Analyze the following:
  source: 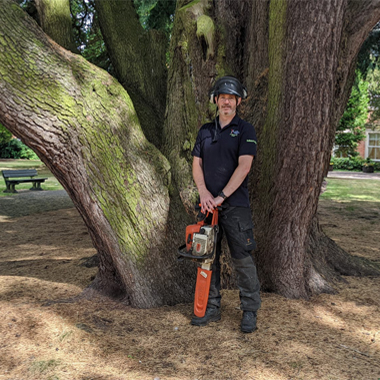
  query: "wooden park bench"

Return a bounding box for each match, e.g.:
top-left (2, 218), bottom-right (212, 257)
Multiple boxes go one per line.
top-left (2, 169), bottom-right (48, 193)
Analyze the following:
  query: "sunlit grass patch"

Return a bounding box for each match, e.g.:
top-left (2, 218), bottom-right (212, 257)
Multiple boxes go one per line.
top-left (320, 178), bottom-right (380, 203)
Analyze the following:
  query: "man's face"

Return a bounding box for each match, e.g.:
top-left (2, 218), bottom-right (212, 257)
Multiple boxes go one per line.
top-left (216, 94), bottom-right (241, 117)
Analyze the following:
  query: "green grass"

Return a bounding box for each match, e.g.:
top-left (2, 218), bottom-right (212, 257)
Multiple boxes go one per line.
top-left (0, 159), bottom-right (64, 196)
top-left (320, 178), bottom-right (380, 203)
top-left (29, 359), bottom-right (61, 375)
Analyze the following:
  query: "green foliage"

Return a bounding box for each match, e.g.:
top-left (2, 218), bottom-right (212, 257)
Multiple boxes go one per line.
top-left (363, 157), bottom-right (375, 167)
top-left (0, 139), bottom-right (39, 160)
top-left (356, 23), bottom-right (380, 128)
top-left (0, 123), bottom-right (12, 144)
top-left (70, 0), bottom-right (111, 72)
top-left (335, 71), bottom-right (369, 157)
top-left (356, 23), bottom-right (380, 77)
top-left (330, 156), bottom-right (380, 171)
top-left (19, 0), bottom-right (176, 71)
top-left (133, 0), bottom-right (176, 36)
top-left (330, 157), bottom-right (364, 171)
top-left (365, 66), bottom-right (380, 128)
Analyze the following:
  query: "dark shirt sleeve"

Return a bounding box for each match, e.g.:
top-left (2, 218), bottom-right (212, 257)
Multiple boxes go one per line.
top-left (238, 122), bottom-right (257, 157)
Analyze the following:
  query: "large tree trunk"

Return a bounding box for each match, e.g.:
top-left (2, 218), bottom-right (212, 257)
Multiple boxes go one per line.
top-left (247, 0), bottom-right (380, 297)
top-left (0, 0), bottom-right (194, 308)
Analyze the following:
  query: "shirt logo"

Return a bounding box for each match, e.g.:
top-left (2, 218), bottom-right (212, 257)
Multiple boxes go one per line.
top-left (247, 139), bottom-right (257, 144)
top-left (230, 129), bottom-right (240, 137)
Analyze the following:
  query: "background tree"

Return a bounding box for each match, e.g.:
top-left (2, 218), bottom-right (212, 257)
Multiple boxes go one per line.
top-left (1, 0), bottom-right (380, 308)
top-left (70, 0), bottom-right (110, 70)
top-left (335, 71), bottom-right (369, 157)
top-left (364, 64), bottom-right (380, 129)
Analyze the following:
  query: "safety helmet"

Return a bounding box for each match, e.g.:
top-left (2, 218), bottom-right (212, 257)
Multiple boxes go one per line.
top-left (209, 76), bottom-right (248, 104)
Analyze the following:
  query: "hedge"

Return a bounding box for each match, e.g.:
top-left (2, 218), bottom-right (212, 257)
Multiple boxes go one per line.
top-left (330, 157), bottom-right (380, 171)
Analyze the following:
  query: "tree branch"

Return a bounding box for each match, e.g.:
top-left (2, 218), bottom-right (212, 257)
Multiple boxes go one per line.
top-left (95, 0), bottom-right (168, 148)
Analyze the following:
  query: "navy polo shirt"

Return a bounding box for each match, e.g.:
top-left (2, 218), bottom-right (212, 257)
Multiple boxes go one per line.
top-left (192, 114), bottom-right (257, 207)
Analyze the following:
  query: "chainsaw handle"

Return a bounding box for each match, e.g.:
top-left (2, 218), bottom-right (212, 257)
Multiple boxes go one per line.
top-left (196, 204), bottom-right (219, 226)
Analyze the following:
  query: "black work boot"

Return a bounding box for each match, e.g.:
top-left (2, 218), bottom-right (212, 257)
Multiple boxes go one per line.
top-left (241, 311), bottom-right (257, 333)
top-left (191, 307), bottom-right (221, 326)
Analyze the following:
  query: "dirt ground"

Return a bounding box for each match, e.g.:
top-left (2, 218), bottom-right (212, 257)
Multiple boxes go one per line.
top-left (0, 193), bottom-right (379, 380)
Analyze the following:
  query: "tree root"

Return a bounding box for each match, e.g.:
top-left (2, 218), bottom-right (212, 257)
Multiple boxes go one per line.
top-left (306, 216), bottom-right (380, 294)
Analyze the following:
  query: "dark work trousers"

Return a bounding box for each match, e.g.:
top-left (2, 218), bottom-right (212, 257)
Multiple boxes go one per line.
top-left (207, 206), bottom-right (261, 312)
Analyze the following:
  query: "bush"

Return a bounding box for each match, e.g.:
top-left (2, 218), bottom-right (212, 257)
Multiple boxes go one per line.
top-left (373, 161), bottom-right (380, 171)
top-left (0, 123), bottom-right (12, 144)
top-left (330, 156), bottom-right (380, 171)
top-left (330, 157), bottom-right (365, 171)
top-left (0, 139), bottom-right (39, 160)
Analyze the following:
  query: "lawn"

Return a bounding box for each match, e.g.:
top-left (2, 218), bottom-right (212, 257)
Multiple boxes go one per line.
top-left (0, 159), bottom-right (64, 195)
top-left (321, 177), bottom-right (380, 203)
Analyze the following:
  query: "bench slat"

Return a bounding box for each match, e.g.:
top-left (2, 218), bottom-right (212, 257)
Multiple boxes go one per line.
top-left (2, 169), bottom-right (38, 178)
top-left (6, 178), bottom-right (47, 183)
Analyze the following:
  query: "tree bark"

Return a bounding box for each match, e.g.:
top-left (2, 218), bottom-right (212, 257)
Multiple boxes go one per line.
top-left (0, 0), bottom-right (194, 308)
top-left (247, 0), bottom-right (380, 297)
top-left (95, 0), bottom-right (168, 148)
top-left (35, 0), bottom-right (77, 53)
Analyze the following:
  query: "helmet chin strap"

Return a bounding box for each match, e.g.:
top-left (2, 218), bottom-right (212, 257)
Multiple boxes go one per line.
top-left (212, 108), bottom-right (219, 144)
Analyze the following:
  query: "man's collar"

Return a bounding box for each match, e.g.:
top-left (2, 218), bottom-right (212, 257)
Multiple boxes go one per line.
top-left (217, 114), bottom-right (240, 129)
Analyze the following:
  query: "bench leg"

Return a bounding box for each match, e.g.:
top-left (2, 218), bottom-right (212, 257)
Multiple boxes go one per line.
top-left (3, 183), bottom-right (17, 193)
top-left (30, 182), bottom-right (43, 191)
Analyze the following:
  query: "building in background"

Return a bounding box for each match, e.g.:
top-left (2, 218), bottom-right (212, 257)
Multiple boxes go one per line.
top-left (357, 129), bottom-right (380, 162)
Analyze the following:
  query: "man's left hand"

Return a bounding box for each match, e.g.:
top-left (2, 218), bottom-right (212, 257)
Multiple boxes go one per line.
top-left (214, 196), bottom-right (224, 206)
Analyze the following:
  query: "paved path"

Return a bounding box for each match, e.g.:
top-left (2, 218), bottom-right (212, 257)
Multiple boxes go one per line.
top-left (327, 171), bottom-right (380, 180)
top-left (0, 190), bottom-right (73, 218)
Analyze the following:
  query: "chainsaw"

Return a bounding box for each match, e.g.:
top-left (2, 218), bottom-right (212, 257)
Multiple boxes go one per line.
top-left (178, 206), bottom-right (220, 318)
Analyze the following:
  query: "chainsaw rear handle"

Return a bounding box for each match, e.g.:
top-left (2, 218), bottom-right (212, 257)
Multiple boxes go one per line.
top-left (196, 204), bottom-right (221, 226)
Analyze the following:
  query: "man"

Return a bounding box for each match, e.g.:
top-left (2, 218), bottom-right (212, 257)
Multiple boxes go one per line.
top-left (191, 76), bottom-right (261, 333)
